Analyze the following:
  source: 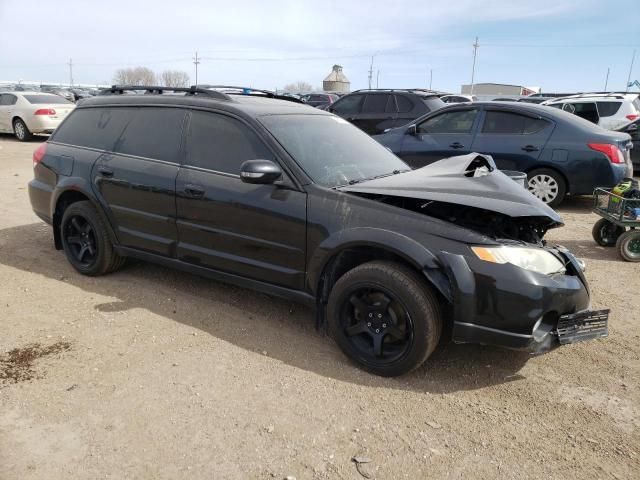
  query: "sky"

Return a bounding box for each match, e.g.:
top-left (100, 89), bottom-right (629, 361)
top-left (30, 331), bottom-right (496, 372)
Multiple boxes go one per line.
top-left (0, 0), bottom-right (638, 93)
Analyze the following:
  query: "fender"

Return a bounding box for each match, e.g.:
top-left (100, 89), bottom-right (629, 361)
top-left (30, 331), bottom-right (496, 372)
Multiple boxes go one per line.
top-left (50, 177), bottom-right (120, 249)
top-left (307, 227), bottom-right (440, 294)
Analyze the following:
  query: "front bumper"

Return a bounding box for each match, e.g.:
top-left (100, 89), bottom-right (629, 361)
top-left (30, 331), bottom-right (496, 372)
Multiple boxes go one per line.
top-left (436, 248), bottom-right (594, 354)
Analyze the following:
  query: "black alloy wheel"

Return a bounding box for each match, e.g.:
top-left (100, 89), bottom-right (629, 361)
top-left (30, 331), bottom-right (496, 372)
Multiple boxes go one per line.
top-left (63, 215), bottom-right (98, 267)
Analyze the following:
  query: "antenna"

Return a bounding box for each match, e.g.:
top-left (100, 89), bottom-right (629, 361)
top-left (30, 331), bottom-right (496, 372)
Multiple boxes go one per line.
top-left (193, 51), bottom-right (201, 86)
top-left (470, 37), bottom-right (479, 95)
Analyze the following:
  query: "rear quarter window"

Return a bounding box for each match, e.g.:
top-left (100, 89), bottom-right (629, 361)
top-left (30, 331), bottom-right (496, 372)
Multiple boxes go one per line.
top-left (421, 96), bottom-right (446, 112)
top-left (596, 101), bottom-right (622, 117)
top-left (51, 107), bottom-right (131, 150)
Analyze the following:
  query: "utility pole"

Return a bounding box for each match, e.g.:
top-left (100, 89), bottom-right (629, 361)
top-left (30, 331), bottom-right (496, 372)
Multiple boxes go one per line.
top-left (429, 69), bottom-right (433, 90)
top-left (368, 55), bottom-right (375, 89)
top-left (625, 49), bottom-right (636, 93)
top-left (470, 36), bottom-right (479, 95)
top-left (376, 70), bottom-right (380, 88)
top-left (193, 51), bottom-right (201, 86)
top-left (604, 67), bottom-right (610, 91)
top-left (68, 58), bottom-right (74, 87)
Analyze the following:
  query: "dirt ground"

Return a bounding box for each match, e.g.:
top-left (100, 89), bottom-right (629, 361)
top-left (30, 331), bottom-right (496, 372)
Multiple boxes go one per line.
top-left (0, 134), bottom-right (638, 480)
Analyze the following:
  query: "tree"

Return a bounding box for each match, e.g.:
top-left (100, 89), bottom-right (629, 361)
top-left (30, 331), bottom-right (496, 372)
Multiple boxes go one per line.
top-left (160, 70), bottom-right (190, 88)
top-left (282, 81), bottom-right (314, 94)
top-left (113, 67), bottom-right (157, 85)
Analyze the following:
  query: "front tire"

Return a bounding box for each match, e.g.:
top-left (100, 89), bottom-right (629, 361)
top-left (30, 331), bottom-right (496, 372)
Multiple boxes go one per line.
top-left (60, 201), bottom-right (125, 276)
top-left (527, 168), bottom-right (566, 207)
top-left (327, 261), bottom-right (442, 377)
top-left (616, 230), bottom-right (640, 262)
top-left (592, 218), bottom-right (625, 247)
top-left (13, 118), bottom-right (32, 142)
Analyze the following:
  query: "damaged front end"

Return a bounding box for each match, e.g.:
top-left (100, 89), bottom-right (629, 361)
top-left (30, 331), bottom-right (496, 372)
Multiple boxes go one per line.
top-left (338, 154), bottom-right (608, 353)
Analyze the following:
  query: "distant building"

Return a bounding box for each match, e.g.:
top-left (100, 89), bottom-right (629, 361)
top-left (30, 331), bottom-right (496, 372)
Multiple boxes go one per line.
top-left (323, 65), bottom-right (350, 93)
top-left (461, 83), bottom-right (540, 97)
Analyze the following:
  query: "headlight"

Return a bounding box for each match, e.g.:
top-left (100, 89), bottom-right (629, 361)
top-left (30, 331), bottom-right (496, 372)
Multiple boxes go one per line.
top-left (471, 246), bottom-right (566, 275)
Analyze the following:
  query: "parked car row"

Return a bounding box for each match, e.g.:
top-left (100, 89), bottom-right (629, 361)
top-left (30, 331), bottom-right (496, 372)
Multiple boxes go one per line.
top-left (322, 88), bottom-right (634, 206)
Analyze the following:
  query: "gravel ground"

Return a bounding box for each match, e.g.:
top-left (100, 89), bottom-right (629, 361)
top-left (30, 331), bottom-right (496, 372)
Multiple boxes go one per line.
top-left (0, 135), bottom-right (638, 480)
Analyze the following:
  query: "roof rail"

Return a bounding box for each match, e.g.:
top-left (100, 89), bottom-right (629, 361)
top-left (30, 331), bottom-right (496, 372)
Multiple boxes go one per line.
top-left (100, 85), bottom-right (231, 100)
top-left (350, 88), bottom-right (447, 95)
top-left (197, 85), bottom-right (304, 104)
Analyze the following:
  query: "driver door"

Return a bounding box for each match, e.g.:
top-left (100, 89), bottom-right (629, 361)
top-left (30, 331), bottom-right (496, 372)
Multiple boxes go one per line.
top-left (175, 110), bottom-right (307, 289)
top-left (398, 108), bottom-right (479, 168)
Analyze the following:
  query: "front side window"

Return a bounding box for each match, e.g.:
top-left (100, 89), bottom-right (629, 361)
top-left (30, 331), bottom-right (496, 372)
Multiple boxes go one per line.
top-left (260, 114), bottom-right (409, 188)
top-left (482, 111), bottom-right (550, 134)
top-left (418, 109), bottom-right (478, 134)
top-left (332, 94), bottom-right (364, 115)
top-left (115, 108), bottom-right (186, 163)
top-left (185, 111), bottom-right (273, 174)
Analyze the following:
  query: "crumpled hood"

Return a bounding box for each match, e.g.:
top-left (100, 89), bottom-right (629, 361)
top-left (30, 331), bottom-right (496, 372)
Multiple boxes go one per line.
top-left (338, 153), bottom-right (563, 226)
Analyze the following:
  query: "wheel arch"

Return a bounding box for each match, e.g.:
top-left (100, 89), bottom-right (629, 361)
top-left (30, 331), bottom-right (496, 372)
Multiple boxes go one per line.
top-left (51, 183), bottom-right (117, 250)
top-left (310, 228), bottom-right (449, 329)
top-left (524, 164), bottom-right (571, 194)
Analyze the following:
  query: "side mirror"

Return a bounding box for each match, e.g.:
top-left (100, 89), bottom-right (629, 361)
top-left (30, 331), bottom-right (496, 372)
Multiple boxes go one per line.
top-left (626, 123), bottom-right (638, 133)
top-left (240, 159), bottom-right (282, 184)
top-left (407, 124), bottom-right (418, 135)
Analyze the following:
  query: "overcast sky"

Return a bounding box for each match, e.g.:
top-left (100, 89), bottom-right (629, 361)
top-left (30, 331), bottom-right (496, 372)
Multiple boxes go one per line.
top-left (0, 0), bottom-right (638, 92)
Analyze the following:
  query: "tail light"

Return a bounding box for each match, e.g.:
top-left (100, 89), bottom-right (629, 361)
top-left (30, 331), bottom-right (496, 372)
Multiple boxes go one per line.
top-left (34, 108), bottom-right (56, 115)
top-left (626, 114), bottom-right (639, 121)
top-left (588, 143), bottom-right (625, 164)
top-left (33, 142), bottom-right (47, 167)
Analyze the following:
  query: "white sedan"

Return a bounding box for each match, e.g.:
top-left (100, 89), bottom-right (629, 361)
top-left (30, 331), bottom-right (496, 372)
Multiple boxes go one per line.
top-left (0, 91), bottom-right (75, 141)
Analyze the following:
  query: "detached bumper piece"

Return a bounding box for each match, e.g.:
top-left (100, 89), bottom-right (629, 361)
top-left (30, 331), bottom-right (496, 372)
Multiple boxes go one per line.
top-left (556, 309), bottom-right (609, 345)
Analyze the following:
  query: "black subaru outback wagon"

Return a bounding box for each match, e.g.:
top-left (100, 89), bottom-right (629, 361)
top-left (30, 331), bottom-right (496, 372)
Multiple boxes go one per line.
top-left (28, 85), bottom-right (608, 377)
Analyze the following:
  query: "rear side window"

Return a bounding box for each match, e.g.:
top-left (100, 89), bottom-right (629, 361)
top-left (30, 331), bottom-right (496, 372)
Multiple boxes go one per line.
top-left (418, 109), bottom-right (478, 134)
top-left (185, 111), bottom-right (273, 174)
top-left (332, 94), bottom-right (364, 115)
top-left (23, 94), bottom-right (72, 104)
top-left (114, 108), bottom-right (186, 162)
top-left (362, 94), bottom-right (390, 113)
top-left (421, 96), bottom-right (446, 112)
top-left (482, 111), bottom-right (550, 134)
top-left (596, 101), bottom-right (622, 117)
top-left (0, 94), bottom-right (17, 105)
top-left (52, 108), bottom-right (130, 150)
top-left (395, 95), bottom-right (413, 113)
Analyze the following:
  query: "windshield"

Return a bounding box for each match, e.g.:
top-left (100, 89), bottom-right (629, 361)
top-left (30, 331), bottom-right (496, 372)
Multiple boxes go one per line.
top-left (260, 114), bottom-right (409, 187)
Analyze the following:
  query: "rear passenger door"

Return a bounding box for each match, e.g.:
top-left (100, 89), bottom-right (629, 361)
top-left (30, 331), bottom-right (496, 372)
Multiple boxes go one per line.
top-left (398, 108), bottom-right (479, 168)
top-left (175, 110), bottom-right (307, 289)
top-left (470, 109), bottom-right (553, 171)
top-left (91, 107), bottom-right (186, 257)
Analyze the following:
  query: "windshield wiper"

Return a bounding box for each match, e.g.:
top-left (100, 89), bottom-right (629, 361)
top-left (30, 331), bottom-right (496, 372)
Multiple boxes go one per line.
top-left (335, 169), bottom-right (410, 188)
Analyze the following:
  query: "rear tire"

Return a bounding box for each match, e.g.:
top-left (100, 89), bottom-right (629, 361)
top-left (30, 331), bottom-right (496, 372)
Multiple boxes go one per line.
top-left (60, 201), bottom-right (125, 276)
top-left (13, 118), bottom-right (32, 142)
top-left (616, 230), bottom-right (640, 262)
top-left (327, 261), bottom-right (442, 377)
top-left (592, 218), bottom-right (625, 247)
top-left (527, 168), bottom-right (566, 208)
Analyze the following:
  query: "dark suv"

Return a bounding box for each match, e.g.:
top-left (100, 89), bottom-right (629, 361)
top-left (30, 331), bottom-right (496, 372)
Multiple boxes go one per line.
top-left (327, 89), bottom-right (445, 135)
top-left (29, 85), bottom-right (608, 376)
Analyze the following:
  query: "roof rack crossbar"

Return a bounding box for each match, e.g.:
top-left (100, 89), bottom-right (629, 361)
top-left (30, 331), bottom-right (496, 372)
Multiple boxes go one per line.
top-left (101, 85), bottom-right (231, 100)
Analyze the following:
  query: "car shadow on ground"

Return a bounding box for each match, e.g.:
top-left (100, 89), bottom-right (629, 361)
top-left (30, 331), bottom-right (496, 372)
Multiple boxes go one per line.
top-left (555, 195), bottom-right (594, 214)
top-left (0, 222), bottom-right (531, 394)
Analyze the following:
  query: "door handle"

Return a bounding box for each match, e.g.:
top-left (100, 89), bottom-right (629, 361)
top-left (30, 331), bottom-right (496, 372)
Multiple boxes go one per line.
top-left (522, 145), bottom-right (539, 152)
top-left (97, 166), bottom-right (114, 177)
top-left (184, 184), bottom-right (205, 198)
top-left (449, 142), bottom-right (464, 149)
